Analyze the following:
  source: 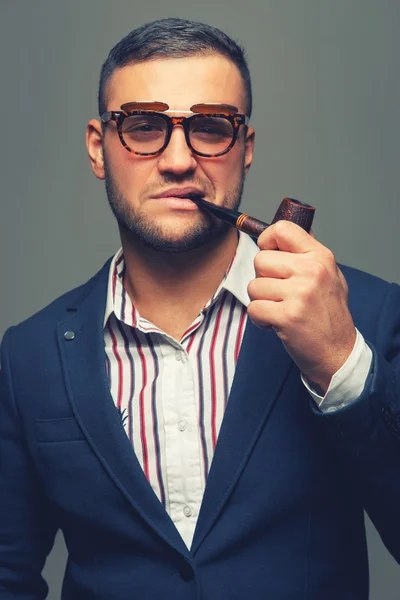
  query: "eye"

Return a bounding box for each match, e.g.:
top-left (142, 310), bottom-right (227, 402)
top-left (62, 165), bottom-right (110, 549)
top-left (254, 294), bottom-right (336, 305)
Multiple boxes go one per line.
top-left (190, 118), bottom-right (232, 139)
top-left (196, 126), bottom-right (221, 134)
top-left (122, 116), bottom-right (166, 139)
top-left (125, 121), bottom-right (162, 133)
top-left (140, 123), bottom-right (161, 132)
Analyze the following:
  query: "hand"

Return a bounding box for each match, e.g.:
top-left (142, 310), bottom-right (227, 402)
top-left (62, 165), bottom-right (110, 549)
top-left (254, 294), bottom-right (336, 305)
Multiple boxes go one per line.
top-left (247, 220), bottom-right (356, 394)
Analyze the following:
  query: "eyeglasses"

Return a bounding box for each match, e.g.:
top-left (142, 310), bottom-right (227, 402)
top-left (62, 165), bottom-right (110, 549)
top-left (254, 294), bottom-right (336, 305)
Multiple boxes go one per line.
top-left (101, 101), bottom-right (250, 158)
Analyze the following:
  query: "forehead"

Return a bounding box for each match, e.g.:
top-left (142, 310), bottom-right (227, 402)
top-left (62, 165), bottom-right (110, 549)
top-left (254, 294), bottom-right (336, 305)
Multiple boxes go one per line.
top-left (106, 55), bottom-right (246, 113)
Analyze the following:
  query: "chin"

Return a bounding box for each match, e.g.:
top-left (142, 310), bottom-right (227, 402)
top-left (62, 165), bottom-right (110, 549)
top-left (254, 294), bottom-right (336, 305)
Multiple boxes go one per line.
top-left (118, 213), bottom-right (231, 253)
top-left (127, 227), bottom-right (215, 253)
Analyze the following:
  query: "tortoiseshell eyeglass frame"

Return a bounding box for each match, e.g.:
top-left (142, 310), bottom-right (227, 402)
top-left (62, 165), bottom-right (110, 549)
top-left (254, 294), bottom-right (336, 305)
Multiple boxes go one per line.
top-left (100, 101), bottom-right (250, 158)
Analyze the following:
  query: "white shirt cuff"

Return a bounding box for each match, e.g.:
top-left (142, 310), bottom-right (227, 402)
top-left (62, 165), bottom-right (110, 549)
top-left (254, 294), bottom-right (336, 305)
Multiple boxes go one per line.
top-left (301, 329), bottom-right (373, 413)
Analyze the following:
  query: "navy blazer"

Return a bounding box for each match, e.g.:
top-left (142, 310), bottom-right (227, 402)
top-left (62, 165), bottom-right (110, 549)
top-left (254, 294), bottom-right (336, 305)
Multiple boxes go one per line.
top-left (1, 259), bottom-right (400, 600)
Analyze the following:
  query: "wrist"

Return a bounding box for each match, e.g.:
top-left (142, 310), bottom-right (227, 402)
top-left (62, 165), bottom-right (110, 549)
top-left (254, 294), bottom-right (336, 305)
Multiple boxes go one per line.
top-left (302, 329), bottom-right (358, 395)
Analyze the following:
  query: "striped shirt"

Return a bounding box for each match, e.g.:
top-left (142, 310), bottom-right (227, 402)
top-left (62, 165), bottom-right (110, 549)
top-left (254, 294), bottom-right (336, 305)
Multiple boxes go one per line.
top-left (104, 232), bottom-right (259, 548)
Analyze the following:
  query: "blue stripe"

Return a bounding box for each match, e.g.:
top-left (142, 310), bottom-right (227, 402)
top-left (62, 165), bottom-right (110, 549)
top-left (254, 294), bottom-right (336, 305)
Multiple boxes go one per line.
top-left (116, 319), bottom-right (135, 446)
top-left (119, 263), bottom-right (127, 322)
top-left (222, 294), bottom-right (237, 407)
top-left (105, 347), bottom-right (112, 389)
top-left (197, 302), bottom-right (217, 482)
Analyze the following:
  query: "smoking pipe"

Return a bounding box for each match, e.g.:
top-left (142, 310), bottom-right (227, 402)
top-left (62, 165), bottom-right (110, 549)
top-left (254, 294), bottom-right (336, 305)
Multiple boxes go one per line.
top-left (189, 196), bottom-right (315, 240)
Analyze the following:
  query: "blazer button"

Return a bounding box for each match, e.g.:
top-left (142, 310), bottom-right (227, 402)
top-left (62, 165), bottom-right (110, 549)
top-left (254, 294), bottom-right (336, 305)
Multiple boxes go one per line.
top-left (64, 330), bottom-right (76, 341)
top-left (178, 561), bottom-right (195, 582)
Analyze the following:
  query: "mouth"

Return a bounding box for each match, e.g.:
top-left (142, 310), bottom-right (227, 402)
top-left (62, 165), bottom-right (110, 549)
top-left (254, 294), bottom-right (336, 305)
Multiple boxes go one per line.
top-left (150, 189), bottom-right (205, 210)
top-left (152, 188), bottom-right (204, 201)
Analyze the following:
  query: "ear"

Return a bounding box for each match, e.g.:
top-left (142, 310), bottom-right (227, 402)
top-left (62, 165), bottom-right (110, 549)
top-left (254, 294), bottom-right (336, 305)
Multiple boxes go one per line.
top-left (86, 119), bottom-right (105, 180)
top-left (244, 126), bottom-right (255, 175)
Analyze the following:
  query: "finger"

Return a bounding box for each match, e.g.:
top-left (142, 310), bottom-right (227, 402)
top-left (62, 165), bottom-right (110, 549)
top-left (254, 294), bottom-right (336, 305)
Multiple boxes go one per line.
top-left (258, 220), bottom-right (321, 253)
top-left (254, 250), bottom-right (303, 278)
top-left (247, 277), bottom-right (287, 302)
top-left (247, 299), bottom-right (284, 330)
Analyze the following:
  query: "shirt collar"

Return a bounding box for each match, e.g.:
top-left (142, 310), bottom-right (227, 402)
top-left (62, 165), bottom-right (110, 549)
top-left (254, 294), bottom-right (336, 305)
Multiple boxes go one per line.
top-left (103, 249), bottom-right (125, 328)
top-left (103, 231), bottom-right (259, 328)
top-left (206, 231), bottom-right (259, 309)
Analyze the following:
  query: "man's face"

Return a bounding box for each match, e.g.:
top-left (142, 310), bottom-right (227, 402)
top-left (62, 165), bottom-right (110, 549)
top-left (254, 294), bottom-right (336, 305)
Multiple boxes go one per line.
top-left (88, 55), bottom-right (254, 252)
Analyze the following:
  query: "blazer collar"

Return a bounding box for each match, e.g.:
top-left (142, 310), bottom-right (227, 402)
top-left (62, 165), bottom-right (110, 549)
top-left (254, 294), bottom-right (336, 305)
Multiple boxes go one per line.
top-left (57, 259), bottom-right (190, 556)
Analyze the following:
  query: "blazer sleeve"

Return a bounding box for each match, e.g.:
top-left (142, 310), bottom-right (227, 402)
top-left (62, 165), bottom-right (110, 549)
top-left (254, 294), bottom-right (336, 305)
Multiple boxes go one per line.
top-left (311, 282), bottom-right (400, 564)
top-left (0, 328), bottom-right (58, 599)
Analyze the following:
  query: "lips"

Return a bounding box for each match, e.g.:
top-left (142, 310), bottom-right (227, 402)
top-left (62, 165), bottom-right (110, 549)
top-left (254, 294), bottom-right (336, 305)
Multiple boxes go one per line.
top-left (152, 188), bottom-right (204, 200)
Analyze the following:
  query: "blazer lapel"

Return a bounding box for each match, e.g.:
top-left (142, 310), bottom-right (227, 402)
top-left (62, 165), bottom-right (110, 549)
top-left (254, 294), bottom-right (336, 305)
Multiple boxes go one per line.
top-left (56, 262), bottom-right (188, 556)
top-left (191, 319), bottom-right (294, 555)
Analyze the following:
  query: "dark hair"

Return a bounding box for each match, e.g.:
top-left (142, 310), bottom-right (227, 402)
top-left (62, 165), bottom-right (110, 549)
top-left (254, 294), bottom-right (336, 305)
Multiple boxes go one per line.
top-left (98, 18), bottom-right (252, 117)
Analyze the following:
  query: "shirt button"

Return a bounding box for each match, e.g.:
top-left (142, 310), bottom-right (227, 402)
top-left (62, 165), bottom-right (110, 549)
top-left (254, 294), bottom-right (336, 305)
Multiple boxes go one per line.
top-left (177, 420), bottom-right (187, 432)
top-left (183, 505), bottom-right (192, 517)
top-left (175, 350), bottom-right (182, 361)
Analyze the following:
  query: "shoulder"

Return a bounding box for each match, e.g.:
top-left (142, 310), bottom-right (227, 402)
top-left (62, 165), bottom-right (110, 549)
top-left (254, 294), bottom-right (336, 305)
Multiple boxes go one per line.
top-left (1, 258), bottom-right (112, 349)
top-left (340, 262), bottom-right (393, 288)
top-left (339, 263), bottom-right (400, 338)
top-left (339, 263), bottom-right (399, 302)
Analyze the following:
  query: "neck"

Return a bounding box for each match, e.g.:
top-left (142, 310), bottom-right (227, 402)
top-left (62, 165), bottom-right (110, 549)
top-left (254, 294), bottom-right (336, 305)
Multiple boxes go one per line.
top-left (119, 227), bottom-right (239, 338)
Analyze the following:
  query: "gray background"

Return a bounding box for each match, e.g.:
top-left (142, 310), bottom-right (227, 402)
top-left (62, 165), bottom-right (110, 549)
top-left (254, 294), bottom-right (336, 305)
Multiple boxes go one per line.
top-left (1, 0), bottom-right (399, 598)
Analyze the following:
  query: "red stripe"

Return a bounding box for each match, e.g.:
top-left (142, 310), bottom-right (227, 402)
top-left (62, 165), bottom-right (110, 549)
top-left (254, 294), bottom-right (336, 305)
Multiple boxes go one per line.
top-left (187, 332), bottom-right (196, 354)
top-left (140, 323), bottom-right (163, 333)
top-left (235, 306), bottom-right (247, 363)
top-left (112, 264), bottom-right (118, 304)
top-left (182, 318), bottom-right (202, 339)
top-left (210, 294), bottom-right (226, 449)
top-left (122, 281), bottom-right (129, 323)
top-left (108, 320), bottom-right (124, 410)
top-left (135, 334), bottom-right (150, 481)
top-left (124, 331), bottom-right (135, 444)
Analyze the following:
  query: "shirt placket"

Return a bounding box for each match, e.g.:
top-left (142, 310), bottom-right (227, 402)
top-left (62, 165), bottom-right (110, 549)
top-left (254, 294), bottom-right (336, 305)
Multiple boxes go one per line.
top-left (158, 327), bottom-right (204, 548)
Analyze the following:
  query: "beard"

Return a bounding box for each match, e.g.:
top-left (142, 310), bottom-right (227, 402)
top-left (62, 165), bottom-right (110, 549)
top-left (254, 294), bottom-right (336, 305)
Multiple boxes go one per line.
top-left (103, 154), bottom-right (245, 254)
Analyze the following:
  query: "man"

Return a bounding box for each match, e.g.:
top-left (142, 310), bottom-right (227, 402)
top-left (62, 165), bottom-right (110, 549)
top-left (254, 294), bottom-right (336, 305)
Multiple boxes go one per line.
top-left (0, 17), bottom-right (399, 600)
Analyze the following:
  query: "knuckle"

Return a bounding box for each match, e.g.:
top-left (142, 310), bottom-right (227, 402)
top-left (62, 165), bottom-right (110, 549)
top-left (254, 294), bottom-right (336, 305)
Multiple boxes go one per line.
top-left (274, 219), bottom-right (292, 236)
top-left (295, 282), bottom-right (314, 302)
top-left (283, 304), bottom-right (302, 327)
top-left (307, 260), bottom-right (327, 282)
top-left (321, 247), bottom-right (336, 266)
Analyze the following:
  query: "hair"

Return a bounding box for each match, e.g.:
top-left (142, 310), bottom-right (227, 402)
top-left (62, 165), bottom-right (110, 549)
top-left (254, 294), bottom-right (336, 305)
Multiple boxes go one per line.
top-left (98, 18), bottom-right (252, 117)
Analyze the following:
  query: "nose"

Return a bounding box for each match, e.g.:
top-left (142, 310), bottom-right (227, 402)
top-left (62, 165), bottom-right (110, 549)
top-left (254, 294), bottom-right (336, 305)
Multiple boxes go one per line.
top-left (157, 125), bottom-right (197, 176)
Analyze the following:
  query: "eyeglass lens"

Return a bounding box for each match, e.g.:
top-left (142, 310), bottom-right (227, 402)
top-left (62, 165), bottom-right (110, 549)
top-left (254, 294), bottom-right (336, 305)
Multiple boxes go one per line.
top-left (120, 114), bottom-right (234, 155)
